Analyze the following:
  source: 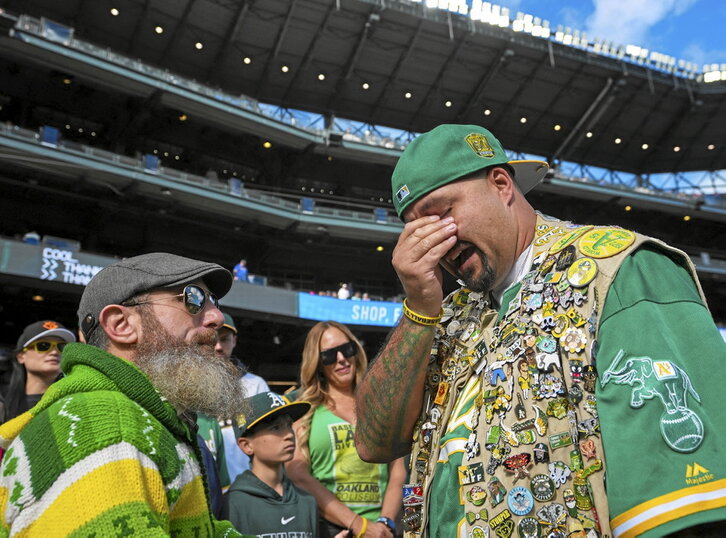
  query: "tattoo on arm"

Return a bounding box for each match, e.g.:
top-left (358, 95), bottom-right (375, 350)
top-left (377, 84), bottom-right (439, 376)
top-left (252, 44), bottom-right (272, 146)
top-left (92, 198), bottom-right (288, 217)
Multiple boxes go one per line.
top-left (356, 318), bottom-right (434, 460)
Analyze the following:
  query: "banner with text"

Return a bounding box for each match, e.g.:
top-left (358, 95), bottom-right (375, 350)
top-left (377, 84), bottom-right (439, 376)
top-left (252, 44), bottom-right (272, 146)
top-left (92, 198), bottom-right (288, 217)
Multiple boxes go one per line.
top-left (297, 293), bottom-right (402, 327)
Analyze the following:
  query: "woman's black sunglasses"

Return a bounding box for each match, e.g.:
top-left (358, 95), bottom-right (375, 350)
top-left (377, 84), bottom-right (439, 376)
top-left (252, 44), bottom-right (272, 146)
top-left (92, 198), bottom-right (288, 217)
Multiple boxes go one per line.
top-left (123, 284), bottom-right (219, 316)
top-left (320, 341), bottom-right (356, 365)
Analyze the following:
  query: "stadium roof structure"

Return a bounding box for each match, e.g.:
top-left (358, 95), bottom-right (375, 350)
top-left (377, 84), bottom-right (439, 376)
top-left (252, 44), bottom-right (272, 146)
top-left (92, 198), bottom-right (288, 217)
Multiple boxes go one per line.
top-left (3, 0), bottom-right (725, 178)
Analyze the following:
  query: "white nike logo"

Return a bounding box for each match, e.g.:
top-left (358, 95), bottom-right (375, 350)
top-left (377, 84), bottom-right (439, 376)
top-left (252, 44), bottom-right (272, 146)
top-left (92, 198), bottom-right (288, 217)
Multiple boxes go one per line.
top-left (281, 516), bottom-right (296, 525)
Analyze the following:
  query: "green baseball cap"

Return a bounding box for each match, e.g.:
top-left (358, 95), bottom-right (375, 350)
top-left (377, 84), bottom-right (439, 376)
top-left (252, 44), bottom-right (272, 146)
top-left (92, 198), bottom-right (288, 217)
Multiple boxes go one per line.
top-left (221, 312), bottom-right (237, 334)
top-left (391, 124), bottom-right (549, 218)
top-left (233, 391), bottom-right (310, 438)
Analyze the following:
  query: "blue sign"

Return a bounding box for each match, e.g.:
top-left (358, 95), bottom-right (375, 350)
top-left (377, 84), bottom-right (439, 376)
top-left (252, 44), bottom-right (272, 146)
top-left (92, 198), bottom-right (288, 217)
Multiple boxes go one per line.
top-left (298, 293), bottom-right (403, 327)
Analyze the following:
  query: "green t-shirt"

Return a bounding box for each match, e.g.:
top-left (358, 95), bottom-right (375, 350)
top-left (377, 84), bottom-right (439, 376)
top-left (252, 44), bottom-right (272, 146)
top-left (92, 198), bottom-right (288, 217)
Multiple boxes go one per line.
top-left (197, 413), bottom-right (231, 488)
top-left (426, 247), bottom-right (726, 537)
top-left (309, 405), bottom-right (389, 519)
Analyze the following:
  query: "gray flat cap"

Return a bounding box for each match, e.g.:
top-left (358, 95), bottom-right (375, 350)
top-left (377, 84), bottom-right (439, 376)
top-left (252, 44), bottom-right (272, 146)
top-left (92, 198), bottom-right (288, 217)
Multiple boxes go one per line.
top-left (78, 252), bottom-right (232, 340)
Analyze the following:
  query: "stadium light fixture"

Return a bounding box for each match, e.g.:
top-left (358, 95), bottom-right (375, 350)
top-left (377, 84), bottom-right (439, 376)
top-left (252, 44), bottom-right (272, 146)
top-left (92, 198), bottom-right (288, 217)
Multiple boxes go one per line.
top-left (404, 92), bottom-right (412, 99)
top-left (195, 42), bottom-right (203, 50)
top-left (110, 8), bottom-right (119, 16)
top-left (520, 117), bottom-right (527, 123)
top-left (683, 215), bottom-right (691, 221)
top-left (154, 25), bottom-right (164, 34)
top-left (445, 100), bottom-right (452, 107)
top-left (179, 114), bottom-right (188, 121)
top-left (262, 141), bottom-right (272, 149)
top-left (673, 146), bottom-right (680, 152)
top-left (376, 246), bottom-right (385, 252)
top-left (641, 143), bottom-right (649, 150)
top-left (78, 128), bottom-right (84, 133)
top-left (624, 205), bottom-right (632, 211)
top-left (243, 57), bottom-right (252, 64)
top-left (614, 138), bottom-right (621, 144)
top-left (281, 65), bottom-right (289, 73)
top-left (318, 73), bottom-right (325, 81)
top-left (62, 77), bottom-right (73, 85)
top-left (483, 109), bottom-right (491, 116)
top-left (362, 82), bottom-right (370, 90)
top-left (553, 124), bottom-right (561, 131)
top-left (32, 295), bottom-right (44, 302)
top-left (707, 144), bottom-right (715, 150)
top-left (91, 131), bottom-right (96, 137)
top-left (586, 132), bottom-right (593, 138)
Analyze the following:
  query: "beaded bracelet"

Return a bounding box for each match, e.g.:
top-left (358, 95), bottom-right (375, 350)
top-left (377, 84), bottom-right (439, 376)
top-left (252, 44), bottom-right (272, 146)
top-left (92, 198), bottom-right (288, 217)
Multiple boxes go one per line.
top-left (403, 298), bottom-right (443, 326)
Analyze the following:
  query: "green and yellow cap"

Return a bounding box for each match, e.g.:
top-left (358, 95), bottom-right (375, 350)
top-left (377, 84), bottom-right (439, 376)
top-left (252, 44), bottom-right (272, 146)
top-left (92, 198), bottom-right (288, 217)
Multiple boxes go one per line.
top-left (233, 391), bottom-right (310, 438)
top-left (391, 124), bottom-right (549, 218)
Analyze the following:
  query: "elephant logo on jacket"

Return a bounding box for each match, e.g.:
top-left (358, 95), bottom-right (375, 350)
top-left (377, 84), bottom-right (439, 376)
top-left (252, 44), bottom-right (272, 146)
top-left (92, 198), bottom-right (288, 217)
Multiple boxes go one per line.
top-left (601, 349), bottom-right (704, 453)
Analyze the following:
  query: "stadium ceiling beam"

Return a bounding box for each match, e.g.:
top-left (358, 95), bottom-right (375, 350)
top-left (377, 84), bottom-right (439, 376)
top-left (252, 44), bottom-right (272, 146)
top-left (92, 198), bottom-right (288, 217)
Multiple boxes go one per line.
top-left (454, 47), bottom-right (513, 122)
top-left (408, 33), bottom-right (469, 130)
top-left (530, 62), bottom-right (586, 160)
top-left (159, 0), bottom-right (197, 64)
top-left (507, 55), bottom-right (554, 150)
top-left (127, 0), bottom-right (153, 55)
top-left (369, 19), bottom-right (426, 124)
top-left (551, 77), bottom-right (619, 164)
top-left (255, 0), bottom-right (299, 96)
top-left (205, 0), bottom-right (251, 82)
top-left (488, 58), bottom-right (545, 134)
top-left (325, 9), bottom-right (380, 112)
top-left (281, 1), bottom-right (338, 103)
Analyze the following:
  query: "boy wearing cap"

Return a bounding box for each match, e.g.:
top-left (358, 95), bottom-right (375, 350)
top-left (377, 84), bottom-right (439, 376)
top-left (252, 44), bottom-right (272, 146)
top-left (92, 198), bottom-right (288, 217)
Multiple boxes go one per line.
top-left (355, 124), bottom-right (726, 536)
top-left (222, 391), bottom-right (318, 537)
top-left (0, 252), bottom-right (248, 536)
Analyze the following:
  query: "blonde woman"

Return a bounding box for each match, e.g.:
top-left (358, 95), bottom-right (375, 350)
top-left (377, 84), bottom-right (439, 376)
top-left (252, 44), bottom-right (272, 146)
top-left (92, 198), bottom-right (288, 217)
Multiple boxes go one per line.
top-left (287, 321), bottom-right (405, 538)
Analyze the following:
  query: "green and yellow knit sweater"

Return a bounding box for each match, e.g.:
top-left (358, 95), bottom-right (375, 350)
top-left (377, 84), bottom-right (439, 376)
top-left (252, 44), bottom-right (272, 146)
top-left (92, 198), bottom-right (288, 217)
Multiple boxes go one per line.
top-left (0, 343), bottom-right (242, 537)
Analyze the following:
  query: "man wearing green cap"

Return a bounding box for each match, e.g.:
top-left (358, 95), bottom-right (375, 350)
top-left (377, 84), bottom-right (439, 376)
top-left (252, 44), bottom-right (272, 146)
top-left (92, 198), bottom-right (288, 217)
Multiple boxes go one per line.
top-left (355, 125), bottom-right (726, 537)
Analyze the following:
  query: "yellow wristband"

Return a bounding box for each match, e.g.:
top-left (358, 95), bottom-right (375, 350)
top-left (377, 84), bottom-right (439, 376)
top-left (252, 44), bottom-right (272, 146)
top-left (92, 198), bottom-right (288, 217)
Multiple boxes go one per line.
top-left (403, 298), bottom-right (442, 326)
top-left (355, 517), bottom-right (368, 538)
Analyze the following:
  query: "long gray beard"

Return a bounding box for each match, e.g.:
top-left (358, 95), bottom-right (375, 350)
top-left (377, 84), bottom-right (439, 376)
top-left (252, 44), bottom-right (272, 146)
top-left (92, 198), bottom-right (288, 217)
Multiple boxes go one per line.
top-left (135, 315), bottom-right (248, 420)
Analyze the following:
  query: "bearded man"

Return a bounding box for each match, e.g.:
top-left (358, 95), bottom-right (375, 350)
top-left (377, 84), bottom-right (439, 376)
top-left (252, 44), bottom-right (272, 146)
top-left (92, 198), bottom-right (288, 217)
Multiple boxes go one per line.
top-left (0, 253), bottom-right (248, 536)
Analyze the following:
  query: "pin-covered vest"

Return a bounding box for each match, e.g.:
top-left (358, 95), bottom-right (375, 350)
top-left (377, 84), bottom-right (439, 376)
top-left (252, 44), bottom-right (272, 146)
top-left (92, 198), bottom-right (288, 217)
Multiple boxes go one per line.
top-left (403, 214), bottom-right (702, 538)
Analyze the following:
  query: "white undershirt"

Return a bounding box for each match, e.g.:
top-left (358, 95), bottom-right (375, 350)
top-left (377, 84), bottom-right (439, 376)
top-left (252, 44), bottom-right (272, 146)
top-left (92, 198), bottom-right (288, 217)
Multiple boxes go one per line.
top-left (491, 242), bottom-right (534, 308)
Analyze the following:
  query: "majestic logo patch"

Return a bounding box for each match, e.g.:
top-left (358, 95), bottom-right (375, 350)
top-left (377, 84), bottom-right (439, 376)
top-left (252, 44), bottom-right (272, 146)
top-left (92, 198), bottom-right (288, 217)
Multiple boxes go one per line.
top-left (396, 185), bottom-right (410, 202)
top-left (465, 133), bottom-right (495, 158)
top-left (602, 349), bottom-right (704, 453)
top-left (685, 462), bottom-right (714, 485)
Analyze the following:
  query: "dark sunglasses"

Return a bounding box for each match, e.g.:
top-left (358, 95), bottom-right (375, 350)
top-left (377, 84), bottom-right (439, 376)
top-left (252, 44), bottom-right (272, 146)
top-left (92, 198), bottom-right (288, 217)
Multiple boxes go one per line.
top-left (320, 341), bottom-right (356, 366)
top-left (123, 284), bottom-right (219, 316)
top-left (24, 341), bottom-right (67, 353)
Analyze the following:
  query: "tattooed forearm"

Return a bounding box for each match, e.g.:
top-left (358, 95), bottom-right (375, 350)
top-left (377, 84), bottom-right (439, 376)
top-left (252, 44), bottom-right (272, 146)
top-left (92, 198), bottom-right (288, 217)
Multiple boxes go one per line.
top-left (355, 317), bottom-right (435, 462)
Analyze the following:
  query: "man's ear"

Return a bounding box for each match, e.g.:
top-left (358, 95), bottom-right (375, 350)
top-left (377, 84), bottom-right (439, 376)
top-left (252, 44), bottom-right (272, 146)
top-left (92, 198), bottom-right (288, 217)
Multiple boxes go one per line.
top-left (489, 166), bottom-right (516, 204)
top-left (98, 304), bottom-right (141, 346)
top-left (237, 436), bottom-right (254, 457)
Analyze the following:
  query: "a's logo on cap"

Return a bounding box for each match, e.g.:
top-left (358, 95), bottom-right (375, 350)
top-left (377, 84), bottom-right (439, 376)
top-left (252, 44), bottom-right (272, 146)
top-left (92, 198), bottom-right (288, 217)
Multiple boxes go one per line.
top-left (396, 185), bottom-right (410, 202)
top-left (43, 321), bottom-right (59, 330)
top-left (236, 413), bottom-right (247, 428)
top-left (465, 133), bottom-right (495, 158)
top-left (268, 392), bottom-right (286, 408)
